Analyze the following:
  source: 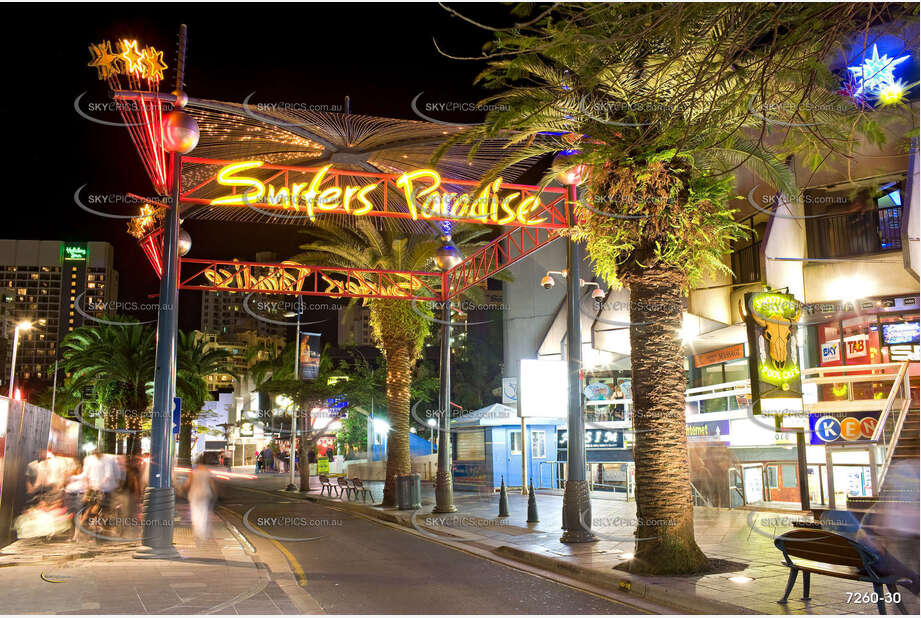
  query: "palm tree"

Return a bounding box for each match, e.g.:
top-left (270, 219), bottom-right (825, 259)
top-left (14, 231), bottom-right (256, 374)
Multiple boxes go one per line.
top-left (436, 3), bottom-right (914, 573)
top-left (175, 331), bottom-right (236, 466)
top-left (293, 219), bottom-right (494, 506)
top-left (61, 322), bottom-right (156, 455)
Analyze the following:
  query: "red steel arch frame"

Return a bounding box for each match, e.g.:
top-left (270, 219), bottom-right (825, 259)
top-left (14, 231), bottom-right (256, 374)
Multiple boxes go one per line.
top-left (136, 157), bottom-right (571, 302)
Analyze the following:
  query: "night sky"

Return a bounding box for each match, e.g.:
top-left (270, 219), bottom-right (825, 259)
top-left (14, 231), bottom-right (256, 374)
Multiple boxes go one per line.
top-left (9, 3), bottom-right (513, 336)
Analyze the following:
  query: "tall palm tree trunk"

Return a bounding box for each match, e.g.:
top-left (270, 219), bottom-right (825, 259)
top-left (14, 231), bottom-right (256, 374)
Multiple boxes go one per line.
top-left (178, 416), bottom-right (193, 466)
top-left (381, 343), bottom-right (412, 507)
top-left (627, 266), bottom-right (708, 574)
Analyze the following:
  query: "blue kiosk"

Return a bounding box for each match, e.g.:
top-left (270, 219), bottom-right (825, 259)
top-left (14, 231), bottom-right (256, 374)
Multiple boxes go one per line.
top-left (451, 403), bottom-right (563, 491)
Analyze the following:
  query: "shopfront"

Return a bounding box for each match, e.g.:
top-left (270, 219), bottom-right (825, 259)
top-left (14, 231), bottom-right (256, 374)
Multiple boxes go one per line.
top-left (807, 294), bottom-right (919, 400)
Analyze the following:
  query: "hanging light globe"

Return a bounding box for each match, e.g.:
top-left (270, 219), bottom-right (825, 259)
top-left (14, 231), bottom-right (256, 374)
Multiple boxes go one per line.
top-left (552, 150), bottom-right (589, 186)
top-left (162, 110), bottom-right (200, 154)
top-left (435, 234), bottom-right (464, 272)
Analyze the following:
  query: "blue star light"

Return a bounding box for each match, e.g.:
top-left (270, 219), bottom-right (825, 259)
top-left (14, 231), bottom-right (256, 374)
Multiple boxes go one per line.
top-left (847, 44), bottom-right (910, 98)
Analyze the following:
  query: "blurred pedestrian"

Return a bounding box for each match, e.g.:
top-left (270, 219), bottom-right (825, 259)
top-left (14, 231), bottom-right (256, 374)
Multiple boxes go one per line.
top-left (183, 464), bottom-right (216, 541)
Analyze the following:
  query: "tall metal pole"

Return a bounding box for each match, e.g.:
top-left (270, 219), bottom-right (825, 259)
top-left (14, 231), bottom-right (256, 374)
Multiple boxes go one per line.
top-left (8, 326), bottom-right (21, 399)
top-left (287, 307), bottom-right (299, 491)
top-left (433, 299), bottom-right (456, 513)
top-left (561, 183), bottom-right (596, 543)
top-left (137, 25), bottom-right (187, 559)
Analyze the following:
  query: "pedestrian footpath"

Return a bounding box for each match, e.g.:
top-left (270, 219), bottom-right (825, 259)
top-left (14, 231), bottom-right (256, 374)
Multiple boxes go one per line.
top-left (263, 475), bottom-right (918, 616)
top-left (0, 500), bottom-right (320, 615)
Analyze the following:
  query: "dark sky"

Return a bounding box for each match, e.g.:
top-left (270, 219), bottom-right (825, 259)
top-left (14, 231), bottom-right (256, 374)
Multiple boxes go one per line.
top-left (8, 2), bottom-right (513, 336)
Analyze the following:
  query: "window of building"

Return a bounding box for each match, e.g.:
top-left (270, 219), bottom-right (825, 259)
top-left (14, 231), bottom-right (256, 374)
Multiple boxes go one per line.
top-left (457, 430), bottom-right (485, 460)
top-left (530, 430), bottom-right (546, 459)
top-left (781, 464), bottom-right (797, 489)
top-left (509, 430), bottom-right (522, 454)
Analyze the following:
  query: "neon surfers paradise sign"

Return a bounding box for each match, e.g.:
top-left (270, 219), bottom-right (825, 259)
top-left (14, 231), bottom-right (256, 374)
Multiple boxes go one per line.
top-left (208, 161), bottom-right (549, 226)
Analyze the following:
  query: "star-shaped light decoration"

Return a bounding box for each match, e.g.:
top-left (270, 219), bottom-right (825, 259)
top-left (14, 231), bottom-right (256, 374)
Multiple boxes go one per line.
top-left (118, 39), bottom-right (146, 77)
top-left (876, 78), bottom-right (909, 106)
top-left (847, 44), bottom-right (910, 99)
top-left (142, 46), bottom-right (167, 82)
top-left (87, 40), bottom-right (120, 80)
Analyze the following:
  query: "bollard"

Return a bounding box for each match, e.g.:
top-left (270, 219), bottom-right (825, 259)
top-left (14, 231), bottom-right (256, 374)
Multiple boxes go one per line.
top-left (527, 479), bottom-right (539, 523)
top-left (498, 476), bottom-right (510, 517)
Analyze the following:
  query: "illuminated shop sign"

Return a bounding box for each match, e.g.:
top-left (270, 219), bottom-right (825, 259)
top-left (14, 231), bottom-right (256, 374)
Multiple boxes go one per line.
top-left (61, 243), bottom-right (88, 262)
top-left (557, 428), bottom-right (623, 450)
top-left (686, 420), bottom-right (730, 443)
top-left (210, 161), bottom-right (548, 226)
top-left (809, 412), bottom-right (878, 445)
top-left (743, 291), bottom-right (803, 414)
top-left (881, 321), bottom-right (920, 346)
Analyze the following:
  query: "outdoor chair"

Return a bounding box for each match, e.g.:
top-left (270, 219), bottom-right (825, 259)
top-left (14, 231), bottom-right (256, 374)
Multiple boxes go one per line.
top-left (319, 474), bottom-right (338, 497)
top-left (774, 528), bottom-right (910, 614)
top-left (351, 478), bottom-right (372, 502)
top-left (336, 476), bottom-right (354, 500)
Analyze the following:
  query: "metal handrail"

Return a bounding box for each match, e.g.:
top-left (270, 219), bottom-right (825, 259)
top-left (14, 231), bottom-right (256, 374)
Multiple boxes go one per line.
top-left (879, 399), bottom-right (912, 488)
top-left (870, 360), bottom-right (911, 443)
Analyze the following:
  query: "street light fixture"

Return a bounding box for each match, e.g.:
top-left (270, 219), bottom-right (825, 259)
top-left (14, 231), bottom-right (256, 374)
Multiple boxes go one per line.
top-left (8, 320), bottom-right (32, 399)
top-left (283, 303), bottom-right (305, 491)
top-left (433, 234), bottom-right (461, 513)
top-left (554, 150), bottom-right (597, 544)
top-left (426, 417), bottom-right (437, 455)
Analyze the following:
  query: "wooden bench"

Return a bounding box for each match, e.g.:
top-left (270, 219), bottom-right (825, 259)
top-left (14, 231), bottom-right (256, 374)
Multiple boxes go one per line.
top-left (351, 478), bottom-right (372, 502)
top-left (774, 528), bottom-right (909, 614)
top-left (336, 476), bottom-right (354, 500)
top-left (318, 474), bottom-right (338, 497)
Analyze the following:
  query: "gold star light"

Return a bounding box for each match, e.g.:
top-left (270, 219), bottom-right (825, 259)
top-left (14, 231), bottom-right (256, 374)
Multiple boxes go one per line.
top-left (87, 40), bottom-right (120, 80)
top-left (142, 46), bottom-right (167, 82)
top-left (118, 39), bottom-right (146, 76)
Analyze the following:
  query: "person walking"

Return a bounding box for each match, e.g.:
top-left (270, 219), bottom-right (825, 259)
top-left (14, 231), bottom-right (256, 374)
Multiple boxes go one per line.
top-left (184, 464), bottom-right (216, 541)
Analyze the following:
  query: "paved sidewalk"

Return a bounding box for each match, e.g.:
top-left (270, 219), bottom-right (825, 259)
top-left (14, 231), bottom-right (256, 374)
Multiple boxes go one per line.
top-left (0, 500), bottom-right (317, 614)
top-left (264, 475), bottom-right (918, 616)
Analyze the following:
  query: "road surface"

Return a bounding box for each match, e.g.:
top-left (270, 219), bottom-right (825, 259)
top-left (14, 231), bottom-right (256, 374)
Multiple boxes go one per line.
top-left (215, 478), bottom-right (647, 614)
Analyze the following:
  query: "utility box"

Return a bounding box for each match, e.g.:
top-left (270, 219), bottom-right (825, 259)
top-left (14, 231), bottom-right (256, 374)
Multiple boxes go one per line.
top-left (396, 473), bottom-right (421, 510)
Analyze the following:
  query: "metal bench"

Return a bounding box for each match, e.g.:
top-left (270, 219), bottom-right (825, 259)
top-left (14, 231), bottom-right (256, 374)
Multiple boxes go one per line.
top-left (351, 478), bottom-right (372, 502)
top-left (318, 474), bottom-right (338, 497)
top-left (774, 528), bottom-right (909, 614)
top-left (336, 476), bottom-right (354, 500)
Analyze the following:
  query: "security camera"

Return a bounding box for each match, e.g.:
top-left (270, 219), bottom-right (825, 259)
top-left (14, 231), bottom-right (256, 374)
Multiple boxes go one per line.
top-left (591, 287), bottom-right (606, 300)
top-left (540, 275), bottom-right (555, 290)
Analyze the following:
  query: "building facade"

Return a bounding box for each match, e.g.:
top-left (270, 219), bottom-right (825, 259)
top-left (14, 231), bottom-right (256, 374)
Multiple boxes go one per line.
top-left (0, 240), bottom-right (118, 385)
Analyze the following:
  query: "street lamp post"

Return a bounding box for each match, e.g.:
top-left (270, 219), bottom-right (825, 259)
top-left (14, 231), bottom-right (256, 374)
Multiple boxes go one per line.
top-left (427, 417), bottom-right (436, 454)
top-left (555, 155), bottom-right (597, 544)
top-left (8, 321), bottom-right (32, 399)
top-left (433, 234), bottom-right (462, 513)
top-left (285, 304), bottom-right (302, 491)
top-left (137, 24), bottom-right (197, 559)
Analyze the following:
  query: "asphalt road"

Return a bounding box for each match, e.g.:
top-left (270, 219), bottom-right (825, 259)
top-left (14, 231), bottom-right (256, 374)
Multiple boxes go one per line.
top-left (215, 479), bottom-right (646, 614)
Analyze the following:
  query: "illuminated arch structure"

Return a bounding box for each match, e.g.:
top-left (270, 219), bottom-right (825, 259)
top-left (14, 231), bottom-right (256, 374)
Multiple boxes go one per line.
top-left (115, 95), bottom-right (573, 302)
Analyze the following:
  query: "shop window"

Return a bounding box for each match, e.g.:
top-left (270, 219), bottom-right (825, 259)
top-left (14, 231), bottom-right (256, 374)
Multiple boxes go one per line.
top-left (509, 430), bottom-right (522, 454)
top-left (781, 464), bottom-right (797, 488)
top-left (530, 431), bottom-right (546, 459)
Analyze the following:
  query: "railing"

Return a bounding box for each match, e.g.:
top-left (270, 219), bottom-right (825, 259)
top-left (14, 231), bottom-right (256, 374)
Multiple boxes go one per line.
top-left (584, 379), bottom-right (752, 421)
top-left (802, 360), bottom-right (913, 501)
top-left (731, 241), bottom-right (762, 284)
top-left (806, 205), bottom-right (902, 258)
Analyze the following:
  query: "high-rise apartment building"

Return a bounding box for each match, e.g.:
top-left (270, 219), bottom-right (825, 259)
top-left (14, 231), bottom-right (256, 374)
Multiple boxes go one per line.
top-left (199, 251), bottom-right (287, 340)
top-left (0, 240), bottom-right (119, 384)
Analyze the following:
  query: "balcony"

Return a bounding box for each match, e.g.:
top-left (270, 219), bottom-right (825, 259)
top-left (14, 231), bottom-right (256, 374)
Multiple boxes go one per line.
top-left (805, 184), bottom-right (904, 259)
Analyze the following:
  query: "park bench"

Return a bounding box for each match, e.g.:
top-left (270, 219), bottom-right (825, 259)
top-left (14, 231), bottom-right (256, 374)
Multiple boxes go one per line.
top-left (318, 474), bottom-right (338, 497)
top-left (351, 478), bottom-right (372, 502)
top-left (336, 476), bottom-right (354, 500)
top-left (774, 528), bottom-right (909, 615)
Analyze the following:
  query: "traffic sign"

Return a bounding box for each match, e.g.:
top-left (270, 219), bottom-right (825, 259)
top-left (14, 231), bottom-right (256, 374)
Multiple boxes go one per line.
top-left (172, 397), bottom-right (181, 434)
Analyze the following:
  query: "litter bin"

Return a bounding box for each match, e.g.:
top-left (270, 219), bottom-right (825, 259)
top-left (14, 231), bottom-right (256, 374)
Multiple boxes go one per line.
top-left (396, 473), bottom-right (422, 510)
